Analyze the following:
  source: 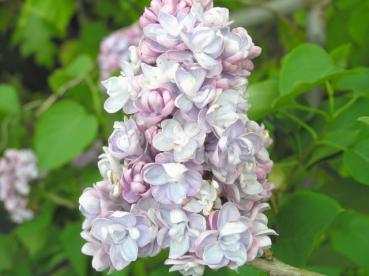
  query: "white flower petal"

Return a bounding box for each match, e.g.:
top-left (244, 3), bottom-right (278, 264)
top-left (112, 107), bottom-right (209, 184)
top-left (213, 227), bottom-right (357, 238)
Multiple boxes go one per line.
top-left (175, 94), bottom-right (193, 112)
top-left (220, 221), bottom-right (247, 237)
top-left (174, 140), bottom-right (197, 162)
top-left (203, 243), bottom-right (224, 265)
top-left (167, 182), bottom-right (187, 204)
top-left (158, 12), bottom-right (180, 36)
top-left (143, 164), bottom-right (169, 186)
top-left (175, 67), bottom-right (206, 99)
top-left (153, 133), bottom-right (173, 151)
top-left (169, 234), bottom-right (190, 258)
top-left (120, 238), bottom-right (138, 262)
top-left (170, 209), bottom-right (188, 224)
top-left (104, 95), bottom-right (126, 113)
top-left (223, 243), bottom-right (247, 266)
top-left (162, 163), bottom-right (188, 179)
top-left (183, 199), bottom-right (204, 213)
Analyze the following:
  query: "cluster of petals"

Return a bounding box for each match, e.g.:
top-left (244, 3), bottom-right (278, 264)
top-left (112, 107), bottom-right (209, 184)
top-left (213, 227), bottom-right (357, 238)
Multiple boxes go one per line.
top-left (0, 149), bottom-right (38, 223)
top-left (80, 0), bottom-right (276, 275)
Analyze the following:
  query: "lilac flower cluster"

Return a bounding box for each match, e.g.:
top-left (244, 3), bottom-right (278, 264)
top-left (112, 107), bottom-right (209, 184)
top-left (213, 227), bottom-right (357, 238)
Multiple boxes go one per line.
top-left (0, 149), bottom-right (38, 223)
top-left (80, 0), bottom-right (276, 274)
top-left (98, 26), bottom-right (142, 79)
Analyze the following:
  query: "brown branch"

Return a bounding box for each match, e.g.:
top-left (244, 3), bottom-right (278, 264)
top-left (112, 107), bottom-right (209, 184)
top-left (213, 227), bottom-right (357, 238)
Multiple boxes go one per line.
top-left (249, 257), bottom-right (323, 276)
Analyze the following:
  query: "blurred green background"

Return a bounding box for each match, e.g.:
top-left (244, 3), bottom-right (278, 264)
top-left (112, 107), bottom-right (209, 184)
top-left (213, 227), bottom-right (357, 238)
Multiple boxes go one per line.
top-left (1, 0), bottom-right (369, 275)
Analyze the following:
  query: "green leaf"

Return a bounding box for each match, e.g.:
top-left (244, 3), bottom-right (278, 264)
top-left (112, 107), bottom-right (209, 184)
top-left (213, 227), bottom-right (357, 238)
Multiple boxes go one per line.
top-left (13, 15), bottom-right (57, 67)
top-left (335, 67), bottom-right (369, 96)
top-left (358, 116), bottom-right (369, 126)
top-left (348, 6), bottom-right (369, 48)
top-left (0, 234), bottom-right (17, 271)
top-left (34, 100), bottom-right (98, 170)
top-left (273, 191), bottom-right (341, 266)
top-left (13, 0), bottom-right (75, 67)
top-left (235, 266), bottom-right (266, 276)
top-left (15, 207), bottom-right (53, 257)
top-left (329, 44), bottom-right (351, 69)
top-left (330, 211), bottom-right (369, 273)
top-left (150, 267), bottom-right (172, 276)
top-left (0, 84), bottom-right (20, 115)
top-left (343, 139), bottom-right (369, 185)
top-left (308, 129), bottom-right (359, 166)
top-left (248, 79), bottom-right (279, 120)
top-left (278, 44), bottom-right (339, 103)
top-left (320, 177), bottom-right (369, 214)
top-left (48, 55), bottom-right (94, 93)
top-left (14, 260), bottom-right (32, 276)
top-left (107, 268), bottom-right (130, 276)
top-left (308, 97), bottom-right (369, 166)
top-left (23, 0), bottom-right (75, 34)
top-left (308, 266), bottom-right (341, 276)
top-left (77, 20), bottom-right (109, 60)
top-left (60, 223), bottom-right (87, 276)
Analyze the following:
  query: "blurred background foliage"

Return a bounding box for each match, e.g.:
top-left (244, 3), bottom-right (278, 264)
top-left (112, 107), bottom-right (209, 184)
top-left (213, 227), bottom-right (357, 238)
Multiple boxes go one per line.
top-left (1, 0), bottom-right (369, 275)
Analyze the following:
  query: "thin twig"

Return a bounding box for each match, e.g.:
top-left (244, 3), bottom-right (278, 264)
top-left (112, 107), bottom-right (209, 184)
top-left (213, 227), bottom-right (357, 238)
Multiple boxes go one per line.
top-left (325, 81), bottom-right (335, 117)
top-left (35, 74), bottom-right (87, 117)
top-left (85, 75), bottom-right (102, 117)
top-left (23, 99), bottom-right (44, 112)
top-left (279, 110), bottom-right (318, 141)
top-left (287, 103), bottom-right (330, 121)
top-left (42, 191), bottom-right (77, 209)
top-left (333, 95), bottom-right (359, 119)
top-left (232, 0), bottom-right (317, 27)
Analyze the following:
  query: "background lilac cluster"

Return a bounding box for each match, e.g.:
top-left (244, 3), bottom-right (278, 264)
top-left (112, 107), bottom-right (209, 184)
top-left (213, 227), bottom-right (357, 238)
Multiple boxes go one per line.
top-left (98, 26), bottom-right (142, 80)
top-left (0, 149), bottom-right (38, 224)
top-left (80, 0), bottom-right (276, 274)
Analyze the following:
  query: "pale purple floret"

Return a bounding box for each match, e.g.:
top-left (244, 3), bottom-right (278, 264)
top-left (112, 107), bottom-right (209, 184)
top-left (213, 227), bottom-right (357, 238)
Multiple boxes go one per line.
top-left (0, 149), bottom-right (38, 223)
top-left (142, 153), bottom-right (202, 204)
top-left (121, 160), bottom-right (151, 203)
top-left (208, 120), bottom-right (262, 184)
top-left (152, 116), bottom-right (206, 162)
top-left (135, 85), bottom-right (176, 127)
top-left (81, 230), bottom-right (111, 272)
top-left (102, 56), bottom-right (140, 114)
top-left (165, 255), bottom-right (205, 276)
top-left (79, 180), bottom-right (130, 229)
top-left (222, 27), bottom-right (262, 77)
top-left (108, 120), bottom-right (146, 161)
top-left (89, 211), bottom-right (156, 270)
top-left (195, 203), bottom-right (252, 269)
top-left (156, 208), bottom-right (206, 258)
top-left (182, 26), bottom-right (224, 76)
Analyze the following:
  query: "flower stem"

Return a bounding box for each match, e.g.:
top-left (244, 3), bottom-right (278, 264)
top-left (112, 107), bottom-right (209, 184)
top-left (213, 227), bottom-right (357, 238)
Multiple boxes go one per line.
top-left (325, 80), bottom-right (335, 116)
top-left (279, 110), bottom-right (318, 141)
top-left (249, 257), bottom-right (323, 276)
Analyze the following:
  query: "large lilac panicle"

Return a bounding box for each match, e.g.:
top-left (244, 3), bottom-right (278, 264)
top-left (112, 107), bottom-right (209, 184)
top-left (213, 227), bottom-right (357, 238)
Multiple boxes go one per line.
top-left (0, 149), bottom-right (38, 223)
top-left (80, 0), bottom-right (277, 274)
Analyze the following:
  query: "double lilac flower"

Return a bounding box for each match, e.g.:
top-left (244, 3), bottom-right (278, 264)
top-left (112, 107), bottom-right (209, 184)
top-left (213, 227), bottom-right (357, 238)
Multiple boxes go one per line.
top-left (90, 211), bottom-right (156, 270)
top-left (143, 153), bottom-right (202, 204)
top-left (81, 0), bottom-right (276, 274)
top-left (108, 120), bottom-right (146, 161)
